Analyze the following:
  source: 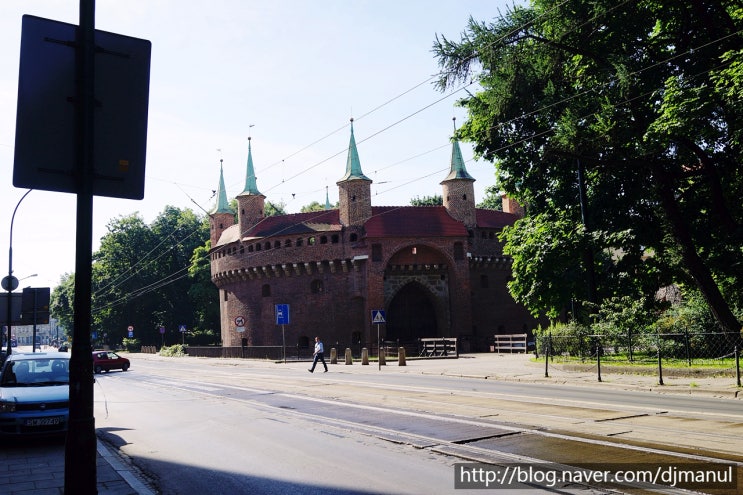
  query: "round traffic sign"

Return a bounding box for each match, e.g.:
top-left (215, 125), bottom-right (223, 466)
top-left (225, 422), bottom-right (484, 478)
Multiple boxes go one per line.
top-left (1, 276), bottom-right (19, 291)
top-left (235, 316), bottom-right (245, 327)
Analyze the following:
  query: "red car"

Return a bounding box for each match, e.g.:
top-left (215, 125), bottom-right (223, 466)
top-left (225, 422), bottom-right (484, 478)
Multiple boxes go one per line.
top-left (92, 351), bottom-right (130, 374)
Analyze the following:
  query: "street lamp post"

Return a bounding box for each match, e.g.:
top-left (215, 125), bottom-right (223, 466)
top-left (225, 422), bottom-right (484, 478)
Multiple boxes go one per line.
top-left (5, 189), bottom-right (33, 358)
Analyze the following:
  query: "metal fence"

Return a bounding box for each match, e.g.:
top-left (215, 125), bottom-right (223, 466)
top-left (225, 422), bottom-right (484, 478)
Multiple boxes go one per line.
top-left (536, 332), bottom-right (743, 385)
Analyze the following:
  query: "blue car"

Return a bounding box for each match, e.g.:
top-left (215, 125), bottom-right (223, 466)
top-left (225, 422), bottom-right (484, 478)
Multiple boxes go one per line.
top-left (0, 352), bottom-right (70, 436)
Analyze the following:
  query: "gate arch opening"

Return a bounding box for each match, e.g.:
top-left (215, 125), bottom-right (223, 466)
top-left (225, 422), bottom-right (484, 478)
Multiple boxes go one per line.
top-left (385, 282), bottom-right (438, 342)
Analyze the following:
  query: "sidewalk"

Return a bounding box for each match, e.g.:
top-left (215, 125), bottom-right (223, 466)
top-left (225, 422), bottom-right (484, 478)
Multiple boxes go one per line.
top-left (0, 438), bottom-right (155, 495)
top-left (0, 352), bottom-right (739, 494)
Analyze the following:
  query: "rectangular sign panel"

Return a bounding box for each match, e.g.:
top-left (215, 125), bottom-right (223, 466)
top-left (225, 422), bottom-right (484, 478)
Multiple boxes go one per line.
top-left (13, 15), bottom-right (151, 199)
top-left (275, 304), bottom-right (290, 325)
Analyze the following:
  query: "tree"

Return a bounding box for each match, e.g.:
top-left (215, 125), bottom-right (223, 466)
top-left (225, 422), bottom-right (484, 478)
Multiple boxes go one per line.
top-left (49, 273), bottom-right (75, 340)
top-left (410, 195), bottom-right (443, 206)
top-left (52, 207), bottom-right (218, 347)
top-left (477, 185), bottom-right (503, 210)
top-left (434, 0), bottom-right (742, 333)
top-left (300, 201), bottom-right (326, 212)
top-left (265, 200), bottom-right (287, 216)
top-left (188, 240), bottom-right (221, 340)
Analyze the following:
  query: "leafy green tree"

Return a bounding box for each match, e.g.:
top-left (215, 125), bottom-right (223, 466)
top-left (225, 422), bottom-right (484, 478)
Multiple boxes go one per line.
top-left (477, 185), bottom-right (503, 210)
top-left (188, 240), bottom-right (221, 342)
top-left (265, 201), bottom-right (287, 216)
top-left (300, 201), bottom-right (326, 212)
top-left (49, 273), bottom-right (75, 340)
top-left (53, 206), bottom-right (218, 348)
top-left (434, 0), bottom-right (742, 333)
top-left (410, 195), bottom-right (443, 206)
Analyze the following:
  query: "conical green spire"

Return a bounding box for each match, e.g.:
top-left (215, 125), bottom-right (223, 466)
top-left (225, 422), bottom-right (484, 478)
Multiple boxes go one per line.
top-left (339, 119), bottom-right (370, 181)
top-left (240, 137), bottom-right (262, 195)
top-left (324, 185), bottom-right (331, 210)
top-left (443, 117), bottom-right (474, 181)
top-left (211, 160), bottom-right (232, 214)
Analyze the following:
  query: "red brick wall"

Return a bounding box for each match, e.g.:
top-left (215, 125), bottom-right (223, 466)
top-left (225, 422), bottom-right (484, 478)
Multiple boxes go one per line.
top-left (442, 179), bottom-right (476, 227)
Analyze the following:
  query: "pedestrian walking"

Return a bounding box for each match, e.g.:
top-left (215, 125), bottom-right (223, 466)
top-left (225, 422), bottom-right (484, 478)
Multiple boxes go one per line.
top-left (308, 336), bottom-right (328, 373)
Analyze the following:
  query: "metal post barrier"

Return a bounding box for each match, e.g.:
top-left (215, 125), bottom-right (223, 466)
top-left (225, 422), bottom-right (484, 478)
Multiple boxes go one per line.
top-left (736, 345), bottom-right (740, 388)
top-left (684, 328), bottom-right (691, 366)
top-left (596, 341), bottom-right (602, 382)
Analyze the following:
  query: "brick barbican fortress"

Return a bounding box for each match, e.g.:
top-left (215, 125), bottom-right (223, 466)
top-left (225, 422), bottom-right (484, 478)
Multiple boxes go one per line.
top-left (208, 120), bottom-right (539, 353)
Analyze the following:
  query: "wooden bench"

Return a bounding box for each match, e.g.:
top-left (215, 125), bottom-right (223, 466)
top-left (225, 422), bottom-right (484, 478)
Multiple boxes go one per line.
top-left (418, 338), bottom-right (458, 358)
top-left (492, 333), bottom-right (527, 353)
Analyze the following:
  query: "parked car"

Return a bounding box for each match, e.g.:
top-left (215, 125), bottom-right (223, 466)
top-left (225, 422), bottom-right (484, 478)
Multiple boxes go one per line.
top-left (0, 352), bottom-right (70, 436)
top-left (92, 351), bottom-right (130, 374)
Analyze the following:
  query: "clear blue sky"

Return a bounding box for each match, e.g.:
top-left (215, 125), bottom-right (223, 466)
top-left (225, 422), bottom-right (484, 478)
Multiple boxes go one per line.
top-left (1, 0), bottom-right (513, 289)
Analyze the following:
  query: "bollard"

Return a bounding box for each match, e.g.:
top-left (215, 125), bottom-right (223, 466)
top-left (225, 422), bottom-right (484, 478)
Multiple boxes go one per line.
top-left (330, 347), bottom-right (337, 364)
top-left (398, 346), bottom-right (406, 366)
top-left (345, 348), bottom-right (353, 365)
top-left (361, 348), bottom-right (369, 365)
top-left (379, 348), bottom-right (386, 366)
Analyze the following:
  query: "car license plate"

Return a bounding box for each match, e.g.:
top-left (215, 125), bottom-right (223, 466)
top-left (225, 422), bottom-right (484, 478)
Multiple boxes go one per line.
top-left (25, 416), bottom-right (62, 426)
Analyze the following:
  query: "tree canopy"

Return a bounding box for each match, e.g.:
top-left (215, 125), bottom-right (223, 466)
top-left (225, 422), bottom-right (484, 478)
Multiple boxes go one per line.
top-left (434, 0), bottom-right (742, 332)
top-left (50, 206), bottom-right (219, 347)
top-left (410, 195), bottom-right (443, 206)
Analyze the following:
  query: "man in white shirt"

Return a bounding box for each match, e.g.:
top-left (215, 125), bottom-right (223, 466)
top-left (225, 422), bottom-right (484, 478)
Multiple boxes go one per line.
top-left (308, 336), bottom-right (328, 373)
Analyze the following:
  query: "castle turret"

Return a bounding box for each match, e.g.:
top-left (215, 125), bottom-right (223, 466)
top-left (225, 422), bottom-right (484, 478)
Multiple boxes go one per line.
top-left (209, 159), bottom-right (234, 246)
top-left (337, 119), bottom-right (372, 227)
top-left (236, 137), bottom-right (265, 237)
top-left (441, 118), bottom-right (476, 227)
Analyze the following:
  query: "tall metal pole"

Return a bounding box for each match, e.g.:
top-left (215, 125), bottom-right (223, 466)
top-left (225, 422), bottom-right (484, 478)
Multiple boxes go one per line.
top-left (65, 0), bottom-right (97, 493)
top-left (6, 189), bottom-right (33, 359)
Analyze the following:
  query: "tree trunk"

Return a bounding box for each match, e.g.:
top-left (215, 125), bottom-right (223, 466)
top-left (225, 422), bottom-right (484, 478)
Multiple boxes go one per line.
top-left (654, 168), bottom-right (741, 336)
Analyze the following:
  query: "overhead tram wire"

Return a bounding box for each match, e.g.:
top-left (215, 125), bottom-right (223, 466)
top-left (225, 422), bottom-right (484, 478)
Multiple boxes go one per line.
top-left (85, 2), bottom-right (711, 316)
top-left (87, 45), bottom-right (736, 322)
top-left (220, 0), bottom-right (610, 204)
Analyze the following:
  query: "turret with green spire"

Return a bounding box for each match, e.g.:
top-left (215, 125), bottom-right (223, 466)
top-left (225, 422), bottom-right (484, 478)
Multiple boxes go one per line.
top-left (337, 119), bottom-right (372, 226)
top-left (441, 117), bottom-right (476, 227)
top-left (211, 159), bottom-right (233, 215)
top-left (338, 118), bottom-right (371, 182)
top-left (238, 136), bottom-right (262, 196)
top-left (210, 159), bottom-right (235, 247)
top-left (236, 136), bottom-right (266, 236)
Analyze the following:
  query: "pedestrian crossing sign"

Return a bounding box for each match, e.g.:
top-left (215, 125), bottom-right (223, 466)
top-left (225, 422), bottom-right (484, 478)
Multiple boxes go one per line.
top-left (371, 310), bottom-right (386, 324)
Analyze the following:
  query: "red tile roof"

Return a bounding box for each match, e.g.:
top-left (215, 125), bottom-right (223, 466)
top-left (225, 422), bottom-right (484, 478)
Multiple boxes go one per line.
top-left (475, 209), bottom-right (520, 229)
top-left (243, 209), bottom-right (341, 238)
top-left (365, 206), bottom-right (467, 238)
top-left (232, 206), bottom-right (519, 242)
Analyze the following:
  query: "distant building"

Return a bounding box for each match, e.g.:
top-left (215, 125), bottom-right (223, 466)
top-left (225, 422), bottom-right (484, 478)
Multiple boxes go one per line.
top-left (209, 121), bottom-right (540, 352)
top-left (7, 318), bottom-right (63, 347)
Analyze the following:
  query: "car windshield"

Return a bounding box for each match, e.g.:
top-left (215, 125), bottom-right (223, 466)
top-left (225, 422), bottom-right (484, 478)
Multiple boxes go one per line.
top-left (1, 358), bottom-right (70, 387)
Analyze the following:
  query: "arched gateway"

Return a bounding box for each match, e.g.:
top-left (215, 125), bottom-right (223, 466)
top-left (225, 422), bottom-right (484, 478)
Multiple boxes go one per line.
top-left (382, 245), bottom-right (451, 342)
top-left (386, 282), bottom-right (439, 341)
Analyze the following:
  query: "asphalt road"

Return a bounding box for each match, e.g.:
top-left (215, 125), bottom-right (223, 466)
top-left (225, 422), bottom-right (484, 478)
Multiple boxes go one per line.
top-left (91, 354), bottom-right (743, 495)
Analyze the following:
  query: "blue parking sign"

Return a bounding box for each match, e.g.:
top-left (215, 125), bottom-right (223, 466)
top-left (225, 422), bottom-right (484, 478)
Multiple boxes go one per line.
top-left (275, 304), bottom-right (290, 325)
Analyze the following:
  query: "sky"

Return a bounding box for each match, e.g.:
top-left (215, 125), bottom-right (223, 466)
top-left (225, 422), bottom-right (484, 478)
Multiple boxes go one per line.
top-left (1, 0), bottom-right (514, 290)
